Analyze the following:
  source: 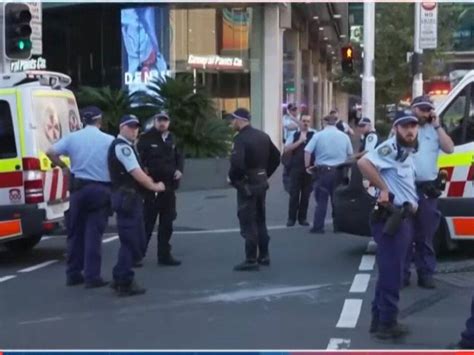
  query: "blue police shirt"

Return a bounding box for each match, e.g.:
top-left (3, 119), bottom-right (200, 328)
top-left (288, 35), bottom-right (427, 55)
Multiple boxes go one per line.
top-left (53, 125), bottom-right (114, 182)
top-left (115, 135), bottom-right (140, 173)
top-left (364, 137), bottom-right (418, 208)
top-left (304, 126), bottom-right (353, 166)
top-left (413, 124), bottom-right (440, 182)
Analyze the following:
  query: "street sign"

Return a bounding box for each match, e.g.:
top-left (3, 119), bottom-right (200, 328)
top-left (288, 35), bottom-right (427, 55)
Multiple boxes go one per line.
top-left (419, 2), bottom-right (437, 49)
top-left (27, 2), bottom-right (42, 55)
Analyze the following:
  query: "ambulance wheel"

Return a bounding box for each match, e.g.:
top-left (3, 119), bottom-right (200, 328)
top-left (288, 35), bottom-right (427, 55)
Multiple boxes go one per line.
top-left (4, 234), bottom-right (42, 253)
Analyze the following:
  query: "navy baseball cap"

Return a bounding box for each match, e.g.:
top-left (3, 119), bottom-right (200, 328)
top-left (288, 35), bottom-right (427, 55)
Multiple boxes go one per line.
top-left (119, 114), bottom-right (141, 128)
top-left (154, 111), bottom-right (170, 121)
top-left (411, 95), bottom-right (435, 111)
top-left (80, 106), bottom-right (102, 122)
top-left (287, 103), bottom-right (297, 111)
top-left (393, 109), bottom-right (418, 126)
top-left (357, 117), bottom-right (372, 126)
top-left (231, 108), bottom-right (251, 121)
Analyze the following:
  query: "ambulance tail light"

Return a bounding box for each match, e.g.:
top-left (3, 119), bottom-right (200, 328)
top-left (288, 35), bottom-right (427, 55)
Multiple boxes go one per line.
top-left (22, 158), bottom-right (44, 204)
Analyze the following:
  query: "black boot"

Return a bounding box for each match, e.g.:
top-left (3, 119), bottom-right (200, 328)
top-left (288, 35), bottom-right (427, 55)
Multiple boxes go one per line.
top-left (233, 260), bottom-right (259, 271)
top-left (84, 279), bottom-right (109, 289)
top-left (369, 315), bottom-right (379, 333)
top-left (373, 322), bottom-right (409, 340)
top-left (418, 276), bottom-right (436, 289)
top-left (286, 219), bottom-right (296, 227)
top-left (158, 254), bottom-right (182, 266)
top-left (258, 253), bottom-right (271, 266)
top-left (115, 280), bottom-right (146, 297)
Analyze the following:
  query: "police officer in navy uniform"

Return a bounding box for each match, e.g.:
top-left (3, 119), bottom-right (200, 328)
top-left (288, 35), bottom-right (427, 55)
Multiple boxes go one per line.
top-left (283, 115), bottom-right (316, 227)
top-left (304, 114), bottom-right (353, 233)
top-left (228, 108), bottom-right (280, 271)
top-left (46, 106), bottom-right (114, 288)
top-left (403, 96), bottom-right (454, 289)
top-left (358, 110), bottom-right (419, 339)
top-left (357, 117), bottom-right (379, 154)
top-left (137, 112), bottom-right (184, 266)
top-left (108, 115), bottom-right (166, 296)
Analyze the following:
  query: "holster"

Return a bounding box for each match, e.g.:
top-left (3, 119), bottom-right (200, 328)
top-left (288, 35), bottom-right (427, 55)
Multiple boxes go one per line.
top-left (235, 169), bottom-right (269, 197)
top-left (371, 202), bottom-right (415, 236)
top-left (416, 180), bottom-right (442, 199)
top-left (118, 187), bottom-right (139, 212)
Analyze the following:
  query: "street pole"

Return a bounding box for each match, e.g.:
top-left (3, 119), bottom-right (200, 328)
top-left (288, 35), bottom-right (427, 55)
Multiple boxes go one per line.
top-left (412, 2), bottom-right (423, 98)
top-left (362, 2), bottom-right (375, 127)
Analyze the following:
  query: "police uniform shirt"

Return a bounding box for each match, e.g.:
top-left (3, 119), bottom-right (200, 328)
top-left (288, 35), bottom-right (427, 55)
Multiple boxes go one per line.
top-left (364, 137), bottom-right (418, 208)
top-left (284, 128), bottom-right (318, 147)
top-left (283, 114), bottom-right (298, 142)
top-left (53, 125), bottom-right (114, 182)
top-left (304, 126), bottom-right (353, 166)
top-left (413, 124), bottom-right (440, 182)
top-left (360, 131), bottom-right (379, 153)
top-left (114, 135), bottom-right (140, 173)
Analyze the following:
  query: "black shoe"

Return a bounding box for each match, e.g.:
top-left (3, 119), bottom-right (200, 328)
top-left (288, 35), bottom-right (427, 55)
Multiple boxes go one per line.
top-left (158, 255), bottom-right (182, 266)
top-left (448, 340), bottom-right (474, 349)
top-left (233, 260), bottom-right (259, 271)
top-left (373, 323), bottom-right (410, 340)
top-left (369, 316), bottom-right (379, 333)
top-left (85, 279), bottom-right (109, 289)
top-left (66, 276), bottom-right (84, 287)
top-left (133, 259), bottom-right (144, 268)
top-left (286, 219), bottom-right (296, 227)
top-left (299, 220), bottom-right (310, 226)
top-left (402, 279), bottom-right (410, 288)
top-left (115, 280), bottom-right (147, 297)
top-left (418, 277), bottom-right (436, 289)
top-left (309, 228), bottom-right (324, 234)
top-left (258, 255), bottom-right (271, 266)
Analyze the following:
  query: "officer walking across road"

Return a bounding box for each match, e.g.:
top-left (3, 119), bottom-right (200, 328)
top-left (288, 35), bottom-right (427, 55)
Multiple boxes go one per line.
top-left (137, 111), bottom-right (184, 266)
top-left (46, 106), bottom-right (114, 288)
top-left (403, 96), bottom-right (454, 289)
top-left (228, 108), bottom-right (280, 271)
top-left (108, 115), bottom-right (166, 296)
top-left (304, 114), bottom-right (353, 234)
top-left (283, 115), bottom-right (316, 227)
top-left (358, 109), bottom-right (419, 340)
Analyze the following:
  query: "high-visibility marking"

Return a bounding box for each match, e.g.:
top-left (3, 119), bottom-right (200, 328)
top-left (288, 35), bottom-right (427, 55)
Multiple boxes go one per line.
top-left (327, 338), bottom-right (351, 350)
top-left (0, 172), bottom-right (23, 188)
top-left (49, 169), bottom-right (59, 201)
top-left (102, 235), bottom-right (118, 243)
top-left (336, 299), bottom-right (362, 328)
top-left (359, 255), bottom-right (375, 271)
top-left (438, 152), bottom-right (473, 168)
top-left (16, 90), bottom-right (26, 156)
top-left (0, 275), bottom-right (16, 283)
top-left (0, 219), bottom-right (22, 239)
top-left (453, 218), bottom-right (474, 236)
top-left (0, 158), bottom-right (22, 173)
top-left (18, 260), bottom-right (58, 273)
top-left (349, 274), bottom-right (371, 293)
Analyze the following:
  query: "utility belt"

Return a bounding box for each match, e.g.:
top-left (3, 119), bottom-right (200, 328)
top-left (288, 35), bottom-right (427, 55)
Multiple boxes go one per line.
top-left (235, 169), bottom-right (269, 198)
top-left (113, 186), bottom-right (143, 212)
top-left (416, 170), bottom-right (448, 199)
top-left (371, 201), bottom-right (416, 236)
top-left (71, 176), bottom-right (111, 192)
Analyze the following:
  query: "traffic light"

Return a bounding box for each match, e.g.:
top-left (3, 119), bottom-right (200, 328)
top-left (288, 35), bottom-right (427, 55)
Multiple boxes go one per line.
top-left (4, 2), bottom-right (33, 60)
top-left (341, 46), bottom-right (354, 74)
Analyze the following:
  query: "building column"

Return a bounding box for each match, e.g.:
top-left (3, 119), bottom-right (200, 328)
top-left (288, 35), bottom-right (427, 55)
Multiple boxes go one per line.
top-left (295, 32), bottom-right (302, 108)
top-left (316, 60), bottom-right (323, 130)
top-left (307, 49), bottom-right (314, 121)
top-left (262, 4), bottom-right (284, 146)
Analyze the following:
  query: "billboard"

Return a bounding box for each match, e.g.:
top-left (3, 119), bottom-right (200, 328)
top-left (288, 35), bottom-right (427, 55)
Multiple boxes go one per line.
top-left (221, 8), bottom-right (250, 53)
top-left (121, 6), bottom-right (169, 93)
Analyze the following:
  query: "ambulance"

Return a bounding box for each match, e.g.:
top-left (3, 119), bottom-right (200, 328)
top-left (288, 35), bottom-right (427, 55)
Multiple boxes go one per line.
top-left (334, 70), bottom-right (474, 254)
top-left (0, 71), bottom-right (80, 252)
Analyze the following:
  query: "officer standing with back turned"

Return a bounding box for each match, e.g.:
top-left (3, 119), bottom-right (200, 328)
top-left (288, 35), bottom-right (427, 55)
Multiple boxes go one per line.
top-left (403, 95), bottom-right (454, 289)
top-left (46, 106), bottom-right (114, 288)
top-left (137, 111), bottom-right (184, 266)
top-left (358, 109), bottom-right (419, 339)
top-left (108, 115), bottom-right (166, 296)
top-left (228, 108), bottom-right (280, 271)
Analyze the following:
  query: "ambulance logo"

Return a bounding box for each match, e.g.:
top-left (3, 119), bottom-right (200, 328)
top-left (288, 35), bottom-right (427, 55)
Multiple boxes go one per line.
top-left (9, 189), bottom-right (22, 203)
top-left (68, 109), bottom-right (81, 132)
top-left (44, 105), bottom-right (62, 143)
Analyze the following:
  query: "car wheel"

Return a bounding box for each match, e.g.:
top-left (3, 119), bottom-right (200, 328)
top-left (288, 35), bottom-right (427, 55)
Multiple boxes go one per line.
top-left (3, 234), bottom-right (43, 253)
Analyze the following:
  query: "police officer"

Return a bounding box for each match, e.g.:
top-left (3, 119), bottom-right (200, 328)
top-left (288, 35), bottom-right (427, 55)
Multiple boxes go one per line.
top-left (283, 115), bottom-right (316, 227)
top-left (228, 108), bottom-right (280, 271)
top-left (46, 106), bottom-right (114, 288)
top-left (358, 109), bottom-right (419, 339)
top-left (455, 298), bottom-right (474, 348)
top-left (108, 115), bottom-right (166, 296)
top-left (304, 115), bottom-right (353, 233)
top-left (404, 96), bottom-right (454, 289)
top-left (357, 117), bottom-right (379, 153)
top-left (137, 111), bottom-right (184, 266)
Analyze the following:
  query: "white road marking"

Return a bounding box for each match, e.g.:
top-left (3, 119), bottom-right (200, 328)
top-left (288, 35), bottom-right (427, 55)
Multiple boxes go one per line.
top-left (102, 235), bottom-right (119, 243)
top-left (327, 338), bottom-right (351, 350)
top-left (336, 298), bottom-right (363, 328)
top-left (0, 275), bottom-right (16, 283)
top-left (359, 254), bottom-right (376, 271)
top-left (349, 274), bottom-right (371, 293)
top-left (41, 236), bottom-right (53, 241)
top-left (19, 316), bottom-right (63, 325)
top-left (18, 260), bottom-right (58, 273)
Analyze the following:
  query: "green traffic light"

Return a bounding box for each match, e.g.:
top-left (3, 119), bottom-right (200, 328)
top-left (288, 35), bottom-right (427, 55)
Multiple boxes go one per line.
top-left (17, 39), bottom-right (32, 51)
top-left (18, 40), bottom-right (25, 50)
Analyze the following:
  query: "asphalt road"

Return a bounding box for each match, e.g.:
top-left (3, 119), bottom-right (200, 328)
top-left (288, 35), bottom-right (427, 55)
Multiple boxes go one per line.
top-left (1, 175), bottom-right (474, 350)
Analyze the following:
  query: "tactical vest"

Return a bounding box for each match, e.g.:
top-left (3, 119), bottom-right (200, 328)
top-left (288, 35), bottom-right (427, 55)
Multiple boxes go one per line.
top-left (141, 131), bottom-right (177, 183)
top-left (290, 130), bottom-right (316, 170)
top-left (108, 138), bottom-right (141, 191)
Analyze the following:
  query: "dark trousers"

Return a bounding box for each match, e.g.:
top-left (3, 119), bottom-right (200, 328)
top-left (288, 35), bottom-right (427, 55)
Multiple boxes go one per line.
top-left (312, 169), bottom-right (339, 231)
top-left (282, 165), bottom-right (291, 194)
top-left (371, 218), bottom-right (414, 326)
top-left (288, 169), bottom-right (312, 222)
top-left (404, 195), bottom-right (440, 282)
top-left (66, 183), bottom-right (110, 283)
top-left (143, 190), bottom-right (176, 258)
top-left (237, 189), bottom-right (270, 260)
top-left (112, 191), bottom-right (146, 285)
top-left (461, 296), bottom-right (474, 347)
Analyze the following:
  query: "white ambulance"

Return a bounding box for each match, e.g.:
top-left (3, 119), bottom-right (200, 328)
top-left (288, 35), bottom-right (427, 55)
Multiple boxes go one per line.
top-left (0, 71), bottom-right (80, 252)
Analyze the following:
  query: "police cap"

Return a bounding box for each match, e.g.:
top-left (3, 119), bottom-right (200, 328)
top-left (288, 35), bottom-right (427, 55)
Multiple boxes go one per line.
top-left (392, 109), bottom-right (418, 126)
top-left (231, 108), bottom-right (251, 121)
top-left (357, 117), bottom-right (372, 126)
top-left (154, 111), bottom-right (170, 121)
top-left (80, 106), bottom-right (102, 124)
top-left (411, 95), bottom-right (435, 111)
top-left (119, 114), bottom-right (141, 128)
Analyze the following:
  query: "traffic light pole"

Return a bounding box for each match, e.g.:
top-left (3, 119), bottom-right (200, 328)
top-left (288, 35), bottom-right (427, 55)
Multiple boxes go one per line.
top-left (412, 2), bottom-right (423, 98)
top-left (362, 2), bottom-right (375, 127)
